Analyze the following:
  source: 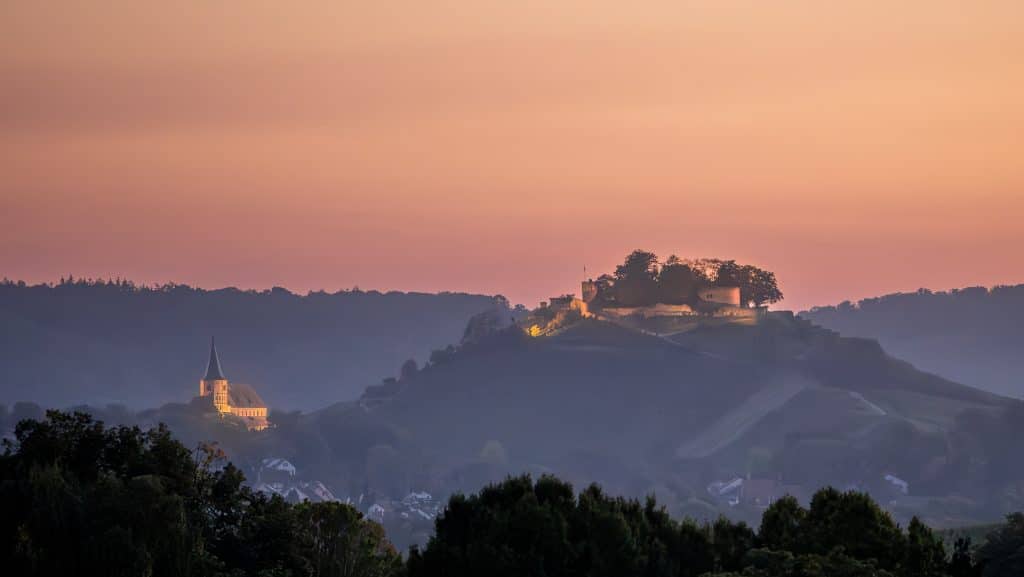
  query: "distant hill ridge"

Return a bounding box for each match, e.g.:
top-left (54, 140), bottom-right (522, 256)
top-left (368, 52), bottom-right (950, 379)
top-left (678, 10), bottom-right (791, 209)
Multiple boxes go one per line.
top-left (800, 284), bottom-right (1024, 398)
top-left (0, 278), bottom-right (505, 408)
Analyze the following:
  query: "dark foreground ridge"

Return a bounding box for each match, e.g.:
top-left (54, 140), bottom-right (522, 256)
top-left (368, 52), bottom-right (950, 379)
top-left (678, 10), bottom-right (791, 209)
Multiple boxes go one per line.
top-left (3, 411), bottom-right (1023, 577)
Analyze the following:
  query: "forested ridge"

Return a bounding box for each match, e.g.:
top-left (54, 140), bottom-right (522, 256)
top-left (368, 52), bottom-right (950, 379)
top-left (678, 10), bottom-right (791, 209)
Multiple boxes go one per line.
top-left (0, 278), bottom-right (503, 408)
top-left (801, 285), bottom-right (1024, 398)
top-left (3, 411), bottom-right (1023, 577)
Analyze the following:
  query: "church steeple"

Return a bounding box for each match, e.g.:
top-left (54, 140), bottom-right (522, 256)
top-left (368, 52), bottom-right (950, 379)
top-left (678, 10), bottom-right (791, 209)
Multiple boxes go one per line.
top-left (204, 337), bottom-right (226, 381)
top-left (196, 337), bottom-right (268, 431)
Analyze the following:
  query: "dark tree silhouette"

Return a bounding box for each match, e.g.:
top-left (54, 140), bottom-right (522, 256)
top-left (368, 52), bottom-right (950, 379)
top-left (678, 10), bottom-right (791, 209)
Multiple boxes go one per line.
top-left (658, 262), bottom-right (702, 304)
top-left (977, 513), bottom-right (1024, 577)
top-left (759, 495), bottom-right (806, 552)
top-left (614, 249), bottom-right (660, 281)
top-left (715, 260), bottom-right (784, 307)
top-left (409, 475), bottom-right (989, 577)
top-left (903, 516), bottom-right (949, 577)
top-left (0, 411), bottom-right (402, 577)
top-left (400, 358), bottom-right (419, 380)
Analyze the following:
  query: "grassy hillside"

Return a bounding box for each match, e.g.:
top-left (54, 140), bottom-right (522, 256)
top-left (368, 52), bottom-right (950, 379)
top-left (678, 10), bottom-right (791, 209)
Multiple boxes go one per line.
top-left (292, 312), bottom-right (1022, 525)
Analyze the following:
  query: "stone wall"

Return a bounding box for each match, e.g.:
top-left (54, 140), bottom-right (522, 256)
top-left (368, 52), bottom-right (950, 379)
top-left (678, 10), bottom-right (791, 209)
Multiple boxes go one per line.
top-left (700, 286), bottom-right (741, 306)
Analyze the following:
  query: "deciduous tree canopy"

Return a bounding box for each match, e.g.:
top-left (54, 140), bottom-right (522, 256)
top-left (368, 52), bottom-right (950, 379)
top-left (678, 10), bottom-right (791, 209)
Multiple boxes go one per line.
top-left (410, 475), bottom-right (1016, 577)
top-left (592, 250), bottom-right (784, 308)
top-left (0, 411), bottom-right (402, 577)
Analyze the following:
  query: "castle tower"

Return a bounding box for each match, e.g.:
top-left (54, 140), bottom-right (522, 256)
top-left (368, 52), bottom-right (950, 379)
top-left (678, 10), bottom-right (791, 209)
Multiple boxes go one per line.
top-left (581, 279), bottom-right (598, 303)
top-left (199, 337), bottom-right (231, 413)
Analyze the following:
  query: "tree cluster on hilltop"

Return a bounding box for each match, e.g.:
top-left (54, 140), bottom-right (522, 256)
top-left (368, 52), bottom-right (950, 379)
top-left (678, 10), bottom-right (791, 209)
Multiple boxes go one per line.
top-left (591, 250), bottom-right (783, 308)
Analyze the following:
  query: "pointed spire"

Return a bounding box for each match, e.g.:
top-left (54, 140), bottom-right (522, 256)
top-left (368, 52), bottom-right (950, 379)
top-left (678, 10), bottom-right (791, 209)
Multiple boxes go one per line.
top-left (204, 336), bottom-right (225, 380)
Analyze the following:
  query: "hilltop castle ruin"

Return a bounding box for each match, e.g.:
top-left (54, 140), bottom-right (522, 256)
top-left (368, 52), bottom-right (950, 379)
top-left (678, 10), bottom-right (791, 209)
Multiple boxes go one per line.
top-left (531, 275), bottom-right (764, 337)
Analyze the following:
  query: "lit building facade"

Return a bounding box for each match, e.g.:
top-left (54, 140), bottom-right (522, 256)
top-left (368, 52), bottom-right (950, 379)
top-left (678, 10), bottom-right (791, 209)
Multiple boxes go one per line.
top-left (199, 338), bottom-right (270, 431)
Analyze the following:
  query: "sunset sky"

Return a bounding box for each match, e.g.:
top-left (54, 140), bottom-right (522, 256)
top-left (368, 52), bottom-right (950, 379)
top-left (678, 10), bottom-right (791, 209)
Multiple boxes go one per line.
top-left (2, 1), bottom-right (1022, 310)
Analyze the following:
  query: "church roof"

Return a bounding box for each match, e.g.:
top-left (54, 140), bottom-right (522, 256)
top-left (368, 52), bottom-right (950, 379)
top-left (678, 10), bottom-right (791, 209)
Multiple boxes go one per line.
top-left (204, 337), bottom-right (226, 380)
top-left (228, 383), bottom-right (267, 409)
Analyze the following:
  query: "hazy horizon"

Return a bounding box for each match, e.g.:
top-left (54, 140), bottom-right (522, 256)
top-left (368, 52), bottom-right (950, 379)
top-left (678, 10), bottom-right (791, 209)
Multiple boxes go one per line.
top-left (4, 273), bottom-right (1023, 314)
top-left (4, 1), bottom-right (1024, 311)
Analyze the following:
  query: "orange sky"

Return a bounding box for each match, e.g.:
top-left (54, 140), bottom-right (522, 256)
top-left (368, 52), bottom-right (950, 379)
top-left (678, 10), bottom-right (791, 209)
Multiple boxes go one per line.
top-left (2, 1), bottom-right (1022, 310)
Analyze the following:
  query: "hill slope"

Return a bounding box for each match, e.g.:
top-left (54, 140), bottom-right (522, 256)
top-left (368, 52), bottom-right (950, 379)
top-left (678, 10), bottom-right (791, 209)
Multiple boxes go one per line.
top-left (0, 280), bottom-right (504, 408)
top-left (310, 313), bottom-right (1021, 525)
top-left (800, 285), bottom-right (1024, 399)
top-left (47, 310), bottom-right (1023, 535)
